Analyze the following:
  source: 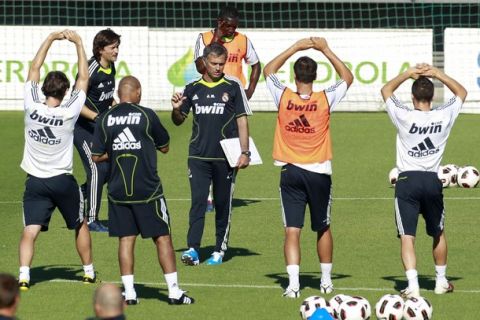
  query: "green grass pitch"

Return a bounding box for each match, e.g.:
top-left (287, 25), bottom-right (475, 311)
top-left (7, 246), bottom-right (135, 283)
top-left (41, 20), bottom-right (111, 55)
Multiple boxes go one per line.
top-left (0, 111), bottom-right (479, 319)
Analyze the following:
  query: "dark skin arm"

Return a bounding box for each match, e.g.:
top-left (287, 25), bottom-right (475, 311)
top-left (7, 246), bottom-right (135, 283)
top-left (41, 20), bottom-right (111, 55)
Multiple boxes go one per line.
top-left (245, 62), bottom-right (261, 100)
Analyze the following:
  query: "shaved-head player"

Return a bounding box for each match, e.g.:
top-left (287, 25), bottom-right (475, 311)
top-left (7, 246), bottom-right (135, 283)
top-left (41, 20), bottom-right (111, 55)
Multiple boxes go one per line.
top-left (91, 75), bottom-right (194, 305)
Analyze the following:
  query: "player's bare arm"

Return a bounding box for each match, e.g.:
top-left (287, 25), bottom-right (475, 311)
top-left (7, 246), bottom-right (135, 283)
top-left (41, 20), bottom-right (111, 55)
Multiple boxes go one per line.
top-left (381, 65), bottom-right (426, 101)
top-left (235, 115), bottom-right (250, 169)
top-left (64, 30), bottom-right (89, 94)
top-left (312, 37), bottom-right (354, 88)
top-left (421, 65), bottom-right (467, 102)
top-left (245, 62), bottom-right (261, 100)
top-left (80, 106), bottom-right (99, 121)
top-left (92, 153), bottom-right (109, 163)
top-left (27, 30), bottom-right (66, 82)
top-left (171, 92), bottom-right (187, 125)
top-left (263, 38), bottom-right (313, 77)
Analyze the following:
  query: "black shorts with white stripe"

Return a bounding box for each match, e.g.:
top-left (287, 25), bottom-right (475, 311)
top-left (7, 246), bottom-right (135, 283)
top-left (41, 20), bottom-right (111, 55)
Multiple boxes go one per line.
top-left (279, 164), bottom-right (332, 232)
top-left (394, 171), bottom-right (444, 237)
top-left (108, 197), bottom-right (171, 238)
top-left (23, 173), bottom-right (83, 231)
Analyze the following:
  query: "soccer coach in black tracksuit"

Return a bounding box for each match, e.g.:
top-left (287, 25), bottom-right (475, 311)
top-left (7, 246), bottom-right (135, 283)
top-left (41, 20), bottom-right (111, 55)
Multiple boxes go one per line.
top-left (171, 42), bottom-right (252, 266)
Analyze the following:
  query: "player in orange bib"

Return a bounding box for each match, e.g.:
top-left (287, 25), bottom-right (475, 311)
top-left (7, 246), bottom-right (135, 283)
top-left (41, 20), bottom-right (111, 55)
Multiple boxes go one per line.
top-left (194, 5), bottom-right (261, 100)
top-left (264, 37), bottom-right (353, 298)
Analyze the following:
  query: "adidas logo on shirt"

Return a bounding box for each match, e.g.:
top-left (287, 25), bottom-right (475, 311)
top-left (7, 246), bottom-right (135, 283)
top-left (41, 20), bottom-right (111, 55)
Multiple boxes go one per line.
top-left (284, 114), bottom-right (315, 133)
top-left (28, 126), bottom-right (61, 145)
top-left (408, 137), bottom-right (439, 158)
top-left (113, 127), bottom-right (141, 150)
top-left (98, 83), bottom-right (104, 89)
top-left (192, 94), bottom-right (199, 101)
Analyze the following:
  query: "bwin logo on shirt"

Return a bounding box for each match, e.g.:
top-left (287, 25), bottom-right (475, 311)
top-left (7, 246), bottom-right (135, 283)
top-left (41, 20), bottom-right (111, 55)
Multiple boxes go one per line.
top-left (29, 110), bottom-right (63, 126)
top-left (113, 127), bottom-right (141, 150)
top-left (195, 103), bottom-right (225, 114)
top-left (408, 137), bottom-right (439, 157)
top-left (408, 122), bottom-right (442, 134)
top-left (107, 113), bottom-right (141, 126)
top-left (99, 90), bottom-right (115, 102)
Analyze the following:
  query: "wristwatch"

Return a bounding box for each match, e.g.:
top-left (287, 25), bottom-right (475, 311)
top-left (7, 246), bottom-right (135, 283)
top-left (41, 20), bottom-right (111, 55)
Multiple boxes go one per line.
top-left (241, 151), bottom-right (251, 157)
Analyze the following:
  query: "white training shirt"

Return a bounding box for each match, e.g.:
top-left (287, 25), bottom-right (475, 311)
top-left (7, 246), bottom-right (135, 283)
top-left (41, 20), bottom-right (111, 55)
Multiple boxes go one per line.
top-left (21, 81), bottom-right (86, 178)
top-left (266, 74), bottom-right (348, 174)
top-left (194, 31), bottom-right (260, 67)
top-left (386, 94), bottom-right (462, 173)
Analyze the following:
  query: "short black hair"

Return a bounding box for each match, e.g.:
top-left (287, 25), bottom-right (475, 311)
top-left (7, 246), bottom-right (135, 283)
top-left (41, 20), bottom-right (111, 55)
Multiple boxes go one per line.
top-left (412, 76), bottom-right (434, 103)
top-left (42, 71), bottom-right (70, 100)
top-left (92, 28), bottom-right (121, 61)
top-left (203, 42), bottom-right (228, 59)
top-left (0, 273), bottom-right (19, 309)
top-left (294, 56), bottom-right (317, 84)
top-left (218, 5), bottom-right (240, 20)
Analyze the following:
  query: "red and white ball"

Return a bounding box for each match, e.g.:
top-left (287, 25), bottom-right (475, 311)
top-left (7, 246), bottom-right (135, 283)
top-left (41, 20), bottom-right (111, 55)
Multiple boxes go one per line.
top-left (403, 296), bottom-right (433, 320)
top-left (375, 294), bottom-right (404, 320)
top-left (456, 165), bottom-right (479, 188)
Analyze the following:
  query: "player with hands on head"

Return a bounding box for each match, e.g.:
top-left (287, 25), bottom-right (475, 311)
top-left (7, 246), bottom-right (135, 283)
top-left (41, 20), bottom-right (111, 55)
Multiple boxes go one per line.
top-left (264, 36), bottom-right (353, 298)
top-left (381, 62), bottom-right (467, 298)
top-left (19, 29), bottom-right (96, 291)
top-left (172, 42), bottom-right (252, 266)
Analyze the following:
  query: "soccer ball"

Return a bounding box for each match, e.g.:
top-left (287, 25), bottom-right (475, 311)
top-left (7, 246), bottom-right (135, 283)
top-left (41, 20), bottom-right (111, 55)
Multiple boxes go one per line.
top-left (444, 164), bottom-right (459, 185)
top-left (329, 294), bottom-right (351, 319)
top-left (389, 167), bottom-right (399, 186)
top-left (351, 296), bottom-right (371, 319)
top-left (403, 297), bottom-right (433, 320)
top-left (338, 299), bottom-right (368, 320)
top-left (437, 165), bottom-right (451, 188)
top-left (300, 296), bottom-right (330, 320)
top-left (456, 166), bottom-right (480, 188)
top-left (375, 294), bottom-right (404, 320)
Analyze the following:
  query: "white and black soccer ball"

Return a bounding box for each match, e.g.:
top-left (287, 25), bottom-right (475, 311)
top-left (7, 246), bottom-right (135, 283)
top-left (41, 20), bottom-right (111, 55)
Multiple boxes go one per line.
top-left (350, 296), bottom-right (371, 319)
top-left (388, 167), bottom-right (399, 186)
top-left (300, 296), bottom-right (330, 320)
top-left (338, 299), bottom-right (368, 320)
top-left (375, 294), bottom-right (404, 320)
top-left (437, 165), bottom-right (451, 188)
top-left (403, 296), bottom-right (433, 320)
top-left (329, 294), bottom-right (351, 319)
top-left (456, 165), bottom-right (480, 188)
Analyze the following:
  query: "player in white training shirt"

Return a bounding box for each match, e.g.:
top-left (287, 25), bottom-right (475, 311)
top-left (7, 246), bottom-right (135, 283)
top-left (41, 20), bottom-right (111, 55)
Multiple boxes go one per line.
top-left (381, 63), bottom-right (467, 298)
top-left (18, 30), bottom-right (96, 291)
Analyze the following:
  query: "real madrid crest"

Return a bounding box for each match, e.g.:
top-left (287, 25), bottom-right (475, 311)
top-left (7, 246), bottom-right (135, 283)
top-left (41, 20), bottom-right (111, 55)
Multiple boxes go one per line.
top-left (222, 92), bottom-right (229, 102)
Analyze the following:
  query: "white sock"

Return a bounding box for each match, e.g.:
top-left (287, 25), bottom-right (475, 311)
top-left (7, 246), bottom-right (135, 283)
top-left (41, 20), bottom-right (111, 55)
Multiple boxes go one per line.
top-left (435, 265), bottom-right (447, 283)
top-left (406, 269), bottom-right (419, 289)
top-left (320, 263), bottom-right (333, 285)
top-left (19, 266), bottom-right (30, 282)
top-left (83, 264), bottom-right (95, 278)
top-left (286, 265), bottom-right (300, 290)
top-left (121, 274), bottom-right (136, 298)
top-left (164, 272), bottom-right (183, 299)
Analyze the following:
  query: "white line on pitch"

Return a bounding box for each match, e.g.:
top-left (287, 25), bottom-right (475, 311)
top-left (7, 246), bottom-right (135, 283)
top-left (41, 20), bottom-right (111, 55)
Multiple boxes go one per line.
top-left (47, 279), bottom-right (480, 293)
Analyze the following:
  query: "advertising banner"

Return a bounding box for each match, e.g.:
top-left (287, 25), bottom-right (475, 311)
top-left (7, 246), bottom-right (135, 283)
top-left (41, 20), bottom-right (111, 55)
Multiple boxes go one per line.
top-left (1, 27), bottom-right (432, 111)
top-left (444, 28), bottom-right (480, 113)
